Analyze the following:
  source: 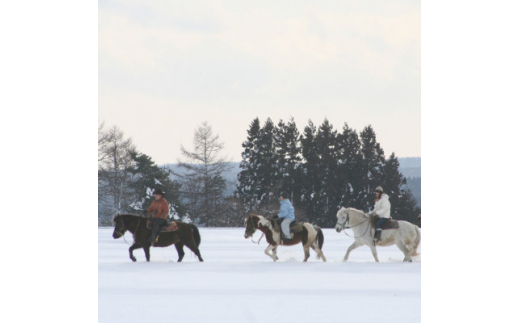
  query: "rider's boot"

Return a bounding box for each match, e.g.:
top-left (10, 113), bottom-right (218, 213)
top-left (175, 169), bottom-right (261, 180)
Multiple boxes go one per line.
top-left (373, 229), bottom-right (382, 242)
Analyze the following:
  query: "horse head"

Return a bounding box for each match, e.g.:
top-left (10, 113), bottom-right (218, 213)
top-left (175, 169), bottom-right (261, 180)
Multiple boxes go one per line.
top-left (335, 207), bottom-right (350, 232)
top-left (244, 214), bottom-right (259, 239)
top-left (112, 214), bottom-right (128, 239)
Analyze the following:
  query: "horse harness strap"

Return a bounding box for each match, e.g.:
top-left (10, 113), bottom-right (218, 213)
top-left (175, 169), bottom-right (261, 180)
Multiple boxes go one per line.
top-left (337, 211), bottom-right (371, 239)
top-left (337, 212), bottom-right (368, 230)
top-left (249, 217), bottom-right (264, 244)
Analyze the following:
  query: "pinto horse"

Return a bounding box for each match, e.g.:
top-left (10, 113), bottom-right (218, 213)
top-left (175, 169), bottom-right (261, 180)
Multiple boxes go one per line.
top-left (112, 214), bottom-right (203, 262)
top-left (335, 207), bottom-right (421, 262)
top-left (244, 214), bottom-right (327, 262)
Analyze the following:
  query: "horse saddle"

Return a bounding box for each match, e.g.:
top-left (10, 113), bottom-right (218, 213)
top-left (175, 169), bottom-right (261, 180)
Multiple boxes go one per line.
top-left (146, 219), bottom-right (179, 232)
top-left (271, 219), bottom-right (304, 234)
top-left (369, 215), bottom-right (399, 230)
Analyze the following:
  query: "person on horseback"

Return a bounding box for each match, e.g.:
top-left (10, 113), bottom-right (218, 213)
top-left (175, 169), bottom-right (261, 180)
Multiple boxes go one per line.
top-left (143, 188), bottom-right (170, 244)
top-left (371, 186), bottom-right (391, 242)
top-left (278, 192), bottom-right (295, 244)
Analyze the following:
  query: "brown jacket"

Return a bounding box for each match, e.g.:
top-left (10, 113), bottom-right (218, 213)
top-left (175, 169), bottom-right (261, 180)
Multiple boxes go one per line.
top-left (146, 198), bottom-right (169, 219)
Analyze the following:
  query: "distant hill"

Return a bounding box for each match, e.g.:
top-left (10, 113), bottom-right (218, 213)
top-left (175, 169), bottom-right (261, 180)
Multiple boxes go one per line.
top-left (398, 157), bottom-right (421, 207)
top-left (398, 157), bottom-right (421, 178)
top-left (166, 157), bottom-right (421, 207)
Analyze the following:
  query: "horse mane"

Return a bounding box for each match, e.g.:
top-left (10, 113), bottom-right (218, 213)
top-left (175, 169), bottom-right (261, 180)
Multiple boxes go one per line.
top-left (244, 214), bottom-right (271, 228)
top-left (346, 207), bottom-right (365, 216)
top-left (245, 213), bottom-right (265, 221)
top-left (338, 207), bottom-right (366, 219)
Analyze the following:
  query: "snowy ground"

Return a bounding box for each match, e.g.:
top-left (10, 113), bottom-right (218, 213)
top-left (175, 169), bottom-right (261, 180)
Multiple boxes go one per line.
top-left (99, 227), bottom-right (421, 323)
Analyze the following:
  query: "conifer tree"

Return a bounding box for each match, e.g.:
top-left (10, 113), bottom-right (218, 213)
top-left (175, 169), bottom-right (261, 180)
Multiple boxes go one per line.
top-left (255, 118), bottom-right (278, 207)
top-left (300, 119), bottom-right (339, 226)
top-left (237, 118), bottom-right (263, 210)
top-left (274, 117), bottom-right (302, 203)
top-left (314, 119), bottom-right (340, 226)
top-left (336, 123), bottom-right (363, 209)
top-left (382, 153), bottom-right (420, 224)
top-left (359, 125), bottom-right (386, 212)
top-left (128, 151), bottom-right (185, 219)
top-left (300, 120), bottom-right (319, 221)
top-left (382, 153), bottom-right (404, 201)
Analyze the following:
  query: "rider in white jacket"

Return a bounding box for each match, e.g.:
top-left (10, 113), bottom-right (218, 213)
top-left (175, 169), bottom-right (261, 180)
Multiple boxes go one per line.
top-left (371, 186), bottom-right (391, 242)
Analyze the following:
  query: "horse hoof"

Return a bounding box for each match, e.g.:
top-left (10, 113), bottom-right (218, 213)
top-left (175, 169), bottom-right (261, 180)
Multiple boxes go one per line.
top-left (131, 258), bottom-right (136, 262)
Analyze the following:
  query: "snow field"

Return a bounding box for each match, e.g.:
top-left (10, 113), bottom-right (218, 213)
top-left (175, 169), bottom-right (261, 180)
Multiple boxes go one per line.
top-left (99, 227), bottom-right (421, 323)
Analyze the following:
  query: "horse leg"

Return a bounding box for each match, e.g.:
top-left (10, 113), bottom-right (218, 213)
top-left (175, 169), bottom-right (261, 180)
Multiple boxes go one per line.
top-left (128, 243), bottom-right (142, 262)
top-left (368, 243), bottom-right (380, 263)
top-left (310, 243), bottom-right (327, 262)
top-left (396, 241), bottom-right (412, 262)
top-left (303, 245), bottom-right (311, 262)
top-left (175, 242), bottom-right (185, 262)
top-left (264, 245), bottom-right (277, 261)
top-left (272, 246), bottom-right (279, 261)
top-left (184, 239), bottom-right (204, 262)
top-left (143, 245), bottom-right (151, 262)
top-left (344, 240), bottom-right (362, 262)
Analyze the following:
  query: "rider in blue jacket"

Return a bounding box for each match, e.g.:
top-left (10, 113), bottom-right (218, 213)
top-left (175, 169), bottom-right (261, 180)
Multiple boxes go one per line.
top-left (278, 192), bottom-right (295, 242)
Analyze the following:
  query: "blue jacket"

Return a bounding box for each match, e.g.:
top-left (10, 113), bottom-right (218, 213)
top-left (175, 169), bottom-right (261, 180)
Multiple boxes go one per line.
top-left (278, 199), bottom-right (295, 220)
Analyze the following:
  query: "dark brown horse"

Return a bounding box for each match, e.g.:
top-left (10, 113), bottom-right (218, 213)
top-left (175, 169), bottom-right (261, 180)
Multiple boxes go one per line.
top-left (112, 214), bottom-right (203, 262)
top-left (244, 214), bottom-right (326, 262)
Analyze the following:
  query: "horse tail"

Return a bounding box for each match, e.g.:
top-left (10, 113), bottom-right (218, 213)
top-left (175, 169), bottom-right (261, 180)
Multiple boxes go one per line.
top-left (317, 226), bottom-right (324, 250)
top-left (412, 225), bottom-right (421, 256)
top-left (191, 224), bottom-right (201, 247)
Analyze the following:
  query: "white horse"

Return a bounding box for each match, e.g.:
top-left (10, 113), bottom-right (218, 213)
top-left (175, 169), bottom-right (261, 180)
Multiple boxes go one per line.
top-left (335, 207), bottom-right (421, 262)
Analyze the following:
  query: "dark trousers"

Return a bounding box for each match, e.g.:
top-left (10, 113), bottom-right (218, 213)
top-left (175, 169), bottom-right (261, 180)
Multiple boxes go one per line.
top-left (376, 218), bottom-right (388, 230)
top-left (150, 218), bottom-right (168, 241)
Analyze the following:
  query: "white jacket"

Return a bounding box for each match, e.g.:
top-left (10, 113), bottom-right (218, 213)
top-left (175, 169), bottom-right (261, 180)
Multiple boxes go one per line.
top-left (373, 193), bottom-right (391, 218)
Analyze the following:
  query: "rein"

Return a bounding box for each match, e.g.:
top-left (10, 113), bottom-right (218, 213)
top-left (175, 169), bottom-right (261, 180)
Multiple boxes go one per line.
top-left (247, 217), bottom-right (265, 244)
top-left (116, 216), bottom-right (141, 246)
top-left (251, 232), bottom-right (264, 244)
top-left (336, 211), bottom-right (371, 239)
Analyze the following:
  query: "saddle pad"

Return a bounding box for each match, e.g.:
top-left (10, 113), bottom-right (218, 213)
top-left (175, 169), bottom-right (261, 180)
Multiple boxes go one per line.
top-left (271, 219), bottom-right (304, 234)
top-left (146, 220), bottom-right (179, 232)
top-left (289, 222), bottom-right (304, 233)
top-left (161, 221), bottom-right (178, 232)
top-left (369, 216), bottom-right (399, 230)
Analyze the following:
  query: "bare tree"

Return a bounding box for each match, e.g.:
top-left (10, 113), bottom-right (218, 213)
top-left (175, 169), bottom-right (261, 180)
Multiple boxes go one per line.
top-left (98, 125), bottom-right (136, 225)
top-left (175, 122), bottom-right (232, 225)
top-left (98, 121), bottom-right (110, 162)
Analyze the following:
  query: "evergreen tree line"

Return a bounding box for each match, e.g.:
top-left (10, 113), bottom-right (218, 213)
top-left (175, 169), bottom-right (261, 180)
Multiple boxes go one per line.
top-left (98, 119), bottom-right (420, 228)
top-left (236, 117), bottom-right (421, 227)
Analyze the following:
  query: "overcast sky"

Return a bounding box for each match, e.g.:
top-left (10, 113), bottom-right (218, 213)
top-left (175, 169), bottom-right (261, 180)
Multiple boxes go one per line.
top-left (99, 0), bottom-right (421, 164)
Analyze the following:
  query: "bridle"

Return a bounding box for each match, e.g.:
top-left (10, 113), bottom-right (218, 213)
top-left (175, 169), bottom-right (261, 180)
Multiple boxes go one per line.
top-left (336, 210), bottom-right (371, 238)
top-left (114, 216), bottom-right (142, 245)
top-left (336, 212), bottom-right (351, 230)
top-left (114, 220), bottom-right (126, 237)
top-left (246, 216), bottom-right (264, 244)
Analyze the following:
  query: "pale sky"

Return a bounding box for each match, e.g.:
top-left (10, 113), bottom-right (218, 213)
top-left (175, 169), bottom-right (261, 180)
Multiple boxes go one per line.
top-left (99, 0), bottom-right (421, 164)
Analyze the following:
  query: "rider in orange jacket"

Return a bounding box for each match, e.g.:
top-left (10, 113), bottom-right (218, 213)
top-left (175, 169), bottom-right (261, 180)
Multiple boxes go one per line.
top-left (144, 189), bottom-right (170, 243)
